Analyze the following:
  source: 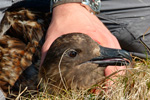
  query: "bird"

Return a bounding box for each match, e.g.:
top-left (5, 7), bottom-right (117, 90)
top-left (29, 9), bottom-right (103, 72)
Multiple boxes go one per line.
top-left (0, 7), bottom-right (51, 97)
top-left (0, 3), bottom-right (131, 97)
top-left (39, 33), bottom-right (131, 94)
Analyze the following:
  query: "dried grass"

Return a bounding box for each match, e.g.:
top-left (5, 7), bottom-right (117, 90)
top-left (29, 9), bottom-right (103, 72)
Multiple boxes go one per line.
top-left (7, 57), bottom-right (150, 100)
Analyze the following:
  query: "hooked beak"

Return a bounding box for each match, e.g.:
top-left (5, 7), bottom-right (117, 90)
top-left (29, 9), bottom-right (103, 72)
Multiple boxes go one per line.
top-left (90, 46), bottom-right (132, 67)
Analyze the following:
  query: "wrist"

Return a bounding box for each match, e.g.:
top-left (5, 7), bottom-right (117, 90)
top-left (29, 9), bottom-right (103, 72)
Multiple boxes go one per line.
top-left (50, 0), bottom-right (101, 14)
top-left (52, 3), bottom-right (91, 18)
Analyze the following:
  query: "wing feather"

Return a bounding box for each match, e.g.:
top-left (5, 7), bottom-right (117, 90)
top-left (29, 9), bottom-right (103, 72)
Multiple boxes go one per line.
top-left (0, 8), bottom-right (50, 96)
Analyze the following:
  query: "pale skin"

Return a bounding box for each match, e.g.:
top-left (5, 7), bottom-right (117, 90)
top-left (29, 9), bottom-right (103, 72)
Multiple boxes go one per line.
top-left (41, 3), bottom-right (126, 90)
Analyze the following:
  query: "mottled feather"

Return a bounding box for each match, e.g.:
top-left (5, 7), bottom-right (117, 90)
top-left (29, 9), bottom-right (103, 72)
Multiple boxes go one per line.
top-left (0, 8), bottom-right (50, 96)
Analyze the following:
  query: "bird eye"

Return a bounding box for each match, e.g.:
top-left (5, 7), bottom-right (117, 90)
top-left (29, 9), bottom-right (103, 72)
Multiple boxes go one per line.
top-left (68, 50), bottom-right (78, 58)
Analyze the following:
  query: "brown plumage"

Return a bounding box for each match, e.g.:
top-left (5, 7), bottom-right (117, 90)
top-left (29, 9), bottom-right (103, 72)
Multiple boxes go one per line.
top-left (0, 5), bottom-right (132, 98)
top-left (0, 7), bottom-right (50, 96)
top-left (39, 33), bottom-right (131, 94)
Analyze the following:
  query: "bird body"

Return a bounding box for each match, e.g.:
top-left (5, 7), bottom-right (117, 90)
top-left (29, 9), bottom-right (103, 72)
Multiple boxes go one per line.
top-left (0, 8), bottom-right (50, 96)
top-left (0, 7), bottom-right (131, 97)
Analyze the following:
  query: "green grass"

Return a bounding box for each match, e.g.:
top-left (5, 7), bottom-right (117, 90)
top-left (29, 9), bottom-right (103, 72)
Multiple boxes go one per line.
top-left (7, 57), bottom-right (150, 100)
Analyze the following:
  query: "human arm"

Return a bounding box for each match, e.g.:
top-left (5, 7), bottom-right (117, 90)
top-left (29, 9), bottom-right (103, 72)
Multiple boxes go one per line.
top-left (41, 3), bottom-right (127, 91)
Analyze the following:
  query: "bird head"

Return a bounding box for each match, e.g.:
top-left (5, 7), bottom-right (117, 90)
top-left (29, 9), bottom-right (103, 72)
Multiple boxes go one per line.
top-left (39, 33), bottom-right (132, 94)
